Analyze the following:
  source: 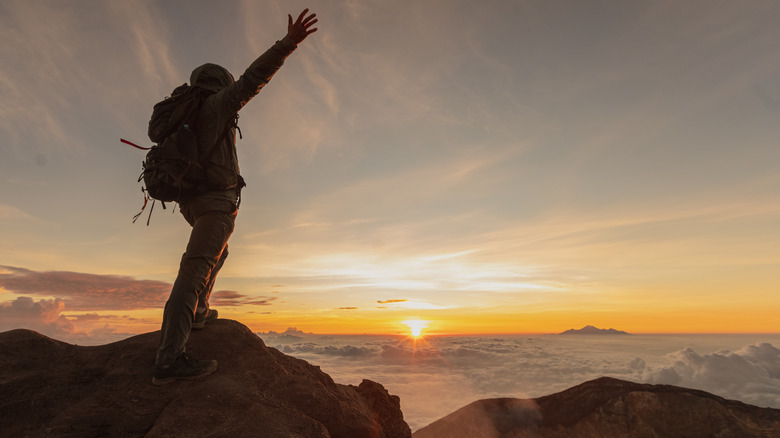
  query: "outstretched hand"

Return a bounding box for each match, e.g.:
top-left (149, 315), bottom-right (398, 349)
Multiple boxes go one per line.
top-left (287, 9), bottom-right (318, 45)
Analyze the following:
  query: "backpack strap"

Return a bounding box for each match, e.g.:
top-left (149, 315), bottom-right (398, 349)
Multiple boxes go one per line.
top-left (201, 115), bottom-right (238, 164)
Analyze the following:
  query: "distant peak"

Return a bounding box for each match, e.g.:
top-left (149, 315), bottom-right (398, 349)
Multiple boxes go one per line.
top-left (560, 325), bottom-right (629, 335)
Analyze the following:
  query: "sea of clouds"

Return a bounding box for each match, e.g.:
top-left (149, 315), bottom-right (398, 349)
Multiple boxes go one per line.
top-left (259, 329), bottom-right (780, 431)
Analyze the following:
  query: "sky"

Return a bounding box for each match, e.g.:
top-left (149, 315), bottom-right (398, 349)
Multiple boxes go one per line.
top-left (1, 0), bottom-right (779, 341)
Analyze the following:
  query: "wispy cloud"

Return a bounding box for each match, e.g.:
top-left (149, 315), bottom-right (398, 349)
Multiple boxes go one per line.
top-left (0, 204), bottom-right (47, 223)
top-left (376, 300), bottom-right (453, 311)
top-left (107, 2), bottom-right (181, 93)
top-left (0, 0), bottom-right (73, 155)
top-left (0, 265), bottom-right (169, 311)
top-left (0, 265), bottom-right (281, 312)
top-left (210, 290), bottom-right (278, 307)
top-left (0, 1), bottom-right (181, 159)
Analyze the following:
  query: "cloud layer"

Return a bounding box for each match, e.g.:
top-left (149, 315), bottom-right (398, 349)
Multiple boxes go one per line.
top-left (642, 343), bottom-right (780, 408)
top-left (260, 331), bottom-right (780, 430)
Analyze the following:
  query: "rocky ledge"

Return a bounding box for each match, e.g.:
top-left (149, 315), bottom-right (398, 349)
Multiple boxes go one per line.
top-left (0, 319), bottom-right (411, 438)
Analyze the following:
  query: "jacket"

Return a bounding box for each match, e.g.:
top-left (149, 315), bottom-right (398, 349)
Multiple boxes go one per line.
top-left (189, 36), bottom-right (297, 192)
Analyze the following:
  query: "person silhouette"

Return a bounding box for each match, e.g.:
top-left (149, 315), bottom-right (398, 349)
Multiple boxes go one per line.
top-left (152, 9), bottom-right (318, 385)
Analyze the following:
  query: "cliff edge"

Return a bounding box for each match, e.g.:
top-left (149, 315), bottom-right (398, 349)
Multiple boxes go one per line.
top-left (0, 319), bottom-right (411, 438)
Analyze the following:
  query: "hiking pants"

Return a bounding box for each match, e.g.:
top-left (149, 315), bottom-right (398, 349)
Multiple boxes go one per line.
top-left (155, 196), bottom-right (236, 367)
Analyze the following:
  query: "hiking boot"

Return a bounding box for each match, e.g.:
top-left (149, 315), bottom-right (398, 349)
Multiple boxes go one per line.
top-left (192, 308), bottom-right (218, 330)
top-left (152, 352), bottom-right (218, 386)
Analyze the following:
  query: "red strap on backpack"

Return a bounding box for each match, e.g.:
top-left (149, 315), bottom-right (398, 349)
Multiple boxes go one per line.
top-left (120, 138), bottom-right (151, 150)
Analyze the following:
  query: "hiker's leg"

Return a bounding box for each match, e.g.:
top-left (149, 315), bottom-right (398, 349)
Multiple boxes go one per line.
top-left (197, 244), bottom-right (228, 313)
top-left (156, 200), bottom-right (235, 367)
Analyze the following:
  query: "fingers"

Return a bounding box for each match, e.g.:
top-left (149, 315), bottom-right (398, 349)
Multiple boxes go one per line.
top-left (297, 9), bottom-right (309, 24)
top-left (295, 9), bottom-right (317, 28)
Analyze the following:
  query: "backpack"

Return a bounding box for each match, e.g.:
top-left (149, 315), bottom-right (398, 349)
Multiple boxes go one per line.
top-left (124, 84), bottom-right (233, 224)
top-left (145, 83), bottom-right (212, 202)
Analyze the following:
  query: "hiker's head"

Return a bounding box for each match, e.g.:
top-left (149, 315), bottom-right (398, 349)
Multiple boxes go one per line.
top-left (190, 63), bottom-right (235, 92)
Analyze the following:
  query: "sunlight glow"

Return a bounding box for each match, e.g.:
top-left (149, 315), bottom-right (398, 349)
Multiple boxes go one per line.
top-left (403, 319), bottom-right (429, 338)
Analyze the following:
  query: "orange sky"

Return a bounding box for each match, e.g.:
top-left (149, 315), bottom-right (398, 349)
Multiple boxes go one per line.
top-left (1, 1), bottom-right (779, 342)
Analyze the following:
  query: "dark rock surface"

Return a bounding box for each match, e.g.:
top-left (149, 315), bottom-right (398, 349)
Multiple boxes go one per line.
top-left (0, 319), bottom-right (411, 438)
top-left (414, 377), bottom-right (780, 438)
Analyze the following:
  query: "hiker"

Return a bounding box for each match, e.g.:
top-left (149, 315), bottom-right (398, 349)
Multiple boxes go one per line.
top-left (152, 9), bottom-right (318, 385)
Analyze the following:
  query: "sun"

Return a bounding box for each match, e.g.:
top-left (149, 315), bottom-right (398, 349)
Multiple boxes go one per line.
top-left (402, 319), bottom-right (428, 338)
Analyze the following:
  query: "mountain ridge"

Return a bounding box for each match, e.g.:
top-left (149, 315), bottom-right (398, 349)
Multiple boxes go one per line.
top-left (414, 377), bottom-right (780, 437)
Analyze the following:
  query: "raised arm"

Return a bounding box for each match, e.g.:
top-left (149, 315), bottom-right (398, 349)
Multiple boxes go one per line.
top-left (215, 9), bottom-right (319, 116)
